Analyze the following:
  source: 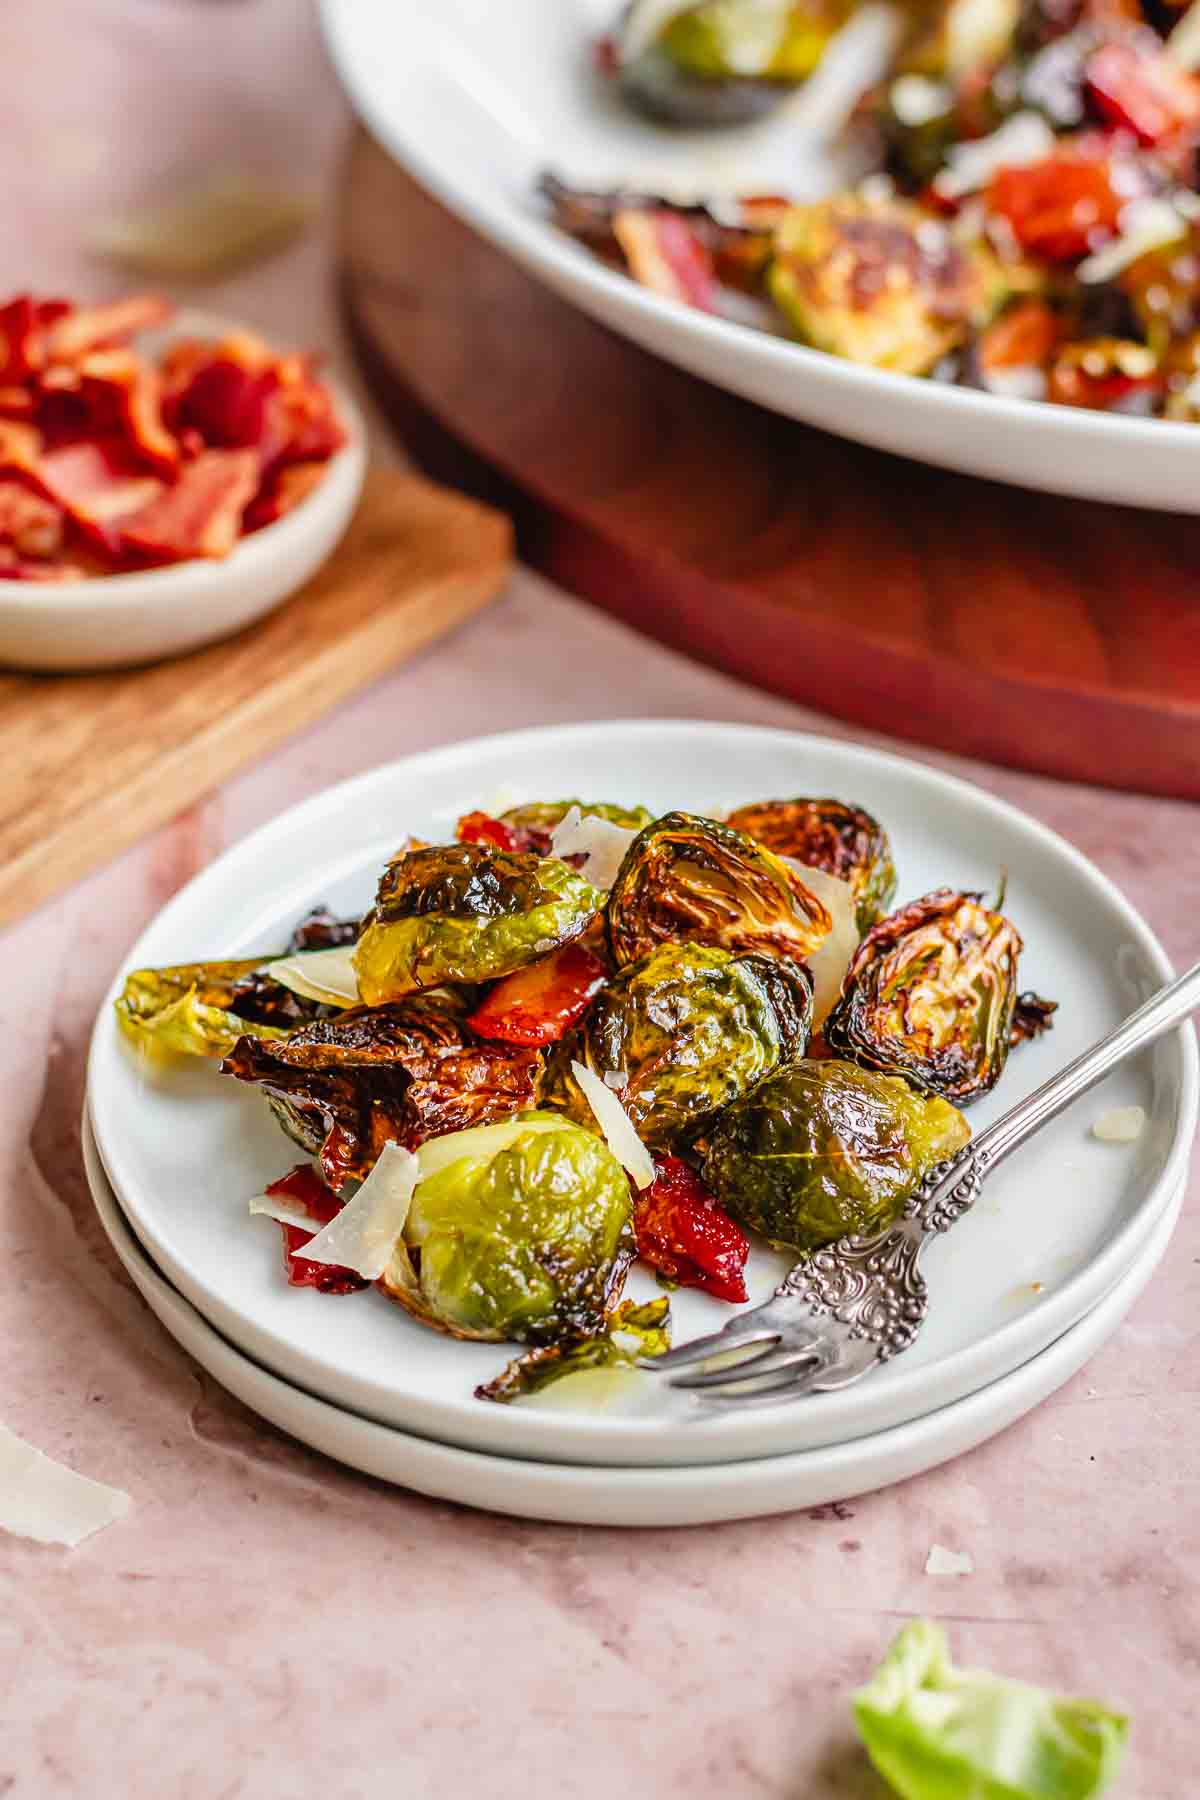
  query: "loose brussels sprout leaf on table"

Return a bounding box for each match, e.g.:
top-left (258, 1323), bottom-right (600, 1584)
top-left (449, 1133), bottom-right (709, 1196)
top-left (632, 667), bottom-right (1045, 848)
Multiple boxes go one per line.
top-left (825, 887), bottom-right (1045, 1105)
top-left (724, 797), bottom-right (897, 931)
top-left (615, 0), bottom-right (853, 128)
top-left (854, 1619), bottom-right (1128, 1800)
top-left (540, 940), bottom-right (812, 1151)
top-left (607, 810), bottom-right (836, 970)
top-left (115, 959), bottom-right (301, 1060)
top-left (353, 843), bottom-right (604, 1003)
top-left (703, 1058), bottom-right (970, 1252)
top-left (222, 992), bottom-right (539, 1188)
top-left (477, 1295), bottom-right (671, 1403)
top-left (379, 1114), bottom-right (635, 1343)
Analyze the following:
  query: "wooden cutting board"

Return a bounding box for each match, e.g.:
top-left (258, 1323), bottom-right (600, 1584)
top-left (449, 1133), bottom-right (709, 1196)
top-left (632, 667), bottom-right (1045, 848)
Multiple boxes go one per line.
top-left (0, 467), bottom-right (511, 930)
top-left (339, 131), bottom-right (1200, 801)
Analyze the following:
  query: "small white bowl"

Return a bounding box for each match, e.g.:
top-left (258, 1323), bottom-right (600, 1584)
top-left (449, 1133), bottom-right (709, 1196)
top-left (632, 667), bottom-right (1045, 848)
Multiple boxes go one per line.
top-left (0, 312), bottom-right (367, 672)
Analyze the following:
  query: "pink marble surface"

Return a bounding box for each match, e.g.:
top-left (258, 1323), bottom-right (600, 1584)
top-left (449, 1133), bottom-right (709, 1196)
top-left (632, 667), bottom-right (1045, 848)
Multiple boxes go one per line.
top-left (3, 6), bottom-right (1199, 1797)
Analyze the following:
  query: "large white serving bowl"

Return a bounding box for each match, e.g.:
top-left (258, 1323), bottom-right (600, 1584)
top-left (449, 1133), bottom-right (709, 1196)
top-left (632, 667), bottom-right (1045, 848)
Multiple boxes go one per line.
top-left (84, 1110), bottom-right (1184, 1526)
top-left (87, 722), bottom-right (1197, 1467)
top-left (322, 0), bottom-right (1200, 513)
top-left (0, 312), bottom-right (366, 672)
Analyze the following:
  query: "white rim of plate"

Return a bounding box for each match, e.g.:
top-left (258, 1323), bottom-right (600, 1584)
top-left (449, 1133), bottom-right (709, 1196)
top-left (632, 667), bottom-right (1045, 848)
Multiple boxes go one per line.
top-left (83, 1107), bottom-right (1184, 1526)
top-left (86, 721), bottom-right (1200, 1464)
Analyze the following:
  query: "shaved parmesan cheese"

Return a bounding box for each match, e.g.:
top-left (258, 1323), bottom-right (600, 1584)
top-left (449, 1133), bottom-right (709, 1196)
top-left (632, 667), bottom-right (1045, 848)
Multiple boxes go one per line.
top-left (572, 1059), bottom-right (656, 1190)
top-left (415, 1116), bottom-right (563, 1182)
top-left (294, 1141), bottom-right (418, 1280)
top-left (925, 1543), bottom-right (974, 1576)
top-left (549, 805), bottom-right (639, 889)
top-left (933, 112), bottom-right (1055, 199)
top-left (0, 1421), bottom-right (131, 1548)
top-left (248, 1193), bottom-right (322, 1233)
top-left (890, 74), bottom-right (952, 127)
top-left (1167, 0), bottom-right (1200, 70)
top-left (263, 945), bottom-right (359, 1008)
top-left (780, 858), bottom-right (860, 1028)
top-left (1077, 199), bottom-right (1187, 283)
top-left (1092, 1105), bottom-right (1146, 1144)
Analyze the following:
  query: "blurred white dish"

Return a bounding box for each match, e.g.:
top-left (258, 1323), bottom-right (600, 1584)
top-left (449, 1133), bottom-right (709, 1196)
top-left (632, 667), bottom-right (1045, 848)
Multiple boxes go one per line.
top-left (323, 0), bottom-right (1200, 512)
top-left (86, 722), bottom-right (1197, 1467)
top-left (83, 1109), bottom-right (1183, 1527)
top-left (0, 311), bottom-right (366, 672)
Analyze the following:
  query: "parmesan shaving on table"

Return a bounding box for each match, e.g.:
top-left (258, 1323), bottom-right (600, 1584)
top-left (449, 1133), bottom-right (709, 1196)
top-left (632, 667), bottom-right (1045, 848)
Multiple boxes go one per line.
top-left (0, 1421), bottom-right (131, 1548)
top-left (925, 1544), bottom-right (974, 1576)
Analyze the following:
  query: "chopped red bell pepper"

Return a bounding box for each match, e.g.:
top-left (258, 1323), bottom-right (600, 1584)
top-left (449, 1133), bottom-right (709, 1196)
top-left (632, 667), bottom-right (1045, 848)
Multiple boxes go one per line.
top-left (1085, 39), bottom-right (1200, 147)
top-left (987, 148), bottom-right (1126, 261)
top-left (612, 209), bottom-right (718, 311)
top-left (1046, 336), bottom-right (1163, 408)
top-left (456, 810), bottom-right (525, 852)
top-left (265, 1164), bottom-right (370, 1294)
top-left (468, 943), bottom-right (608, 1046)
top-left (635, 1156), bottom-right (749, 1305)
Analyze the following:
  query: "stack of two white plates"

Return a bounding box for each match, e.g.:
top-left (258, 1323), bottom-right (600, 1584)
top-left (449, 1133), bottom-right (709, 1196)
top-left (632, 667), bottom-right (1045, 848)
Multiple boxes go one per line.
top-left (84, 724), bottom-right (1197, 1527)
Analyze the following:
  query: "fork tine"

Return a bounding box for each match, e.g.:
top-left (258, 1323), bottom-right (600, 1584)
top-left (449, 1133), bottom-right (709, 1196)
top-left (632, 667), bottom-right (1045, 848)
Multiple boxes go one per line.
top-left (692, 1363), bottom-right (833, 1408)
top-left (646, 1320), bottom-right (782, 1375)
top-left (665, 1343), bottom-right (823, 1392)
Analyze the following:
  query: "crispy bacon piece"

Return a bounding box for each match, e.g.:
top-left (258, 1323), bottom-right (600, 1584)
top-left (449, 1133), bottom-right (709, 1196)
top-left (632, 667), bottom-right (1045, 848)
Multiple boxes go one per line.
top-left (76, 349), bottom-right (179, 471)
top-left (986, 146), bottom-right (1127, 261)
top-left (468, 945), bottom-right (608, 1047)
top-left (0, 546), bottom-right (87, 582)
top-left (0, 296), bottom-right (71, 382)
top-left (0, 386), bottom-right (34, 420)
top-left (243, 460), bottom-right (330, 531)
top-left (0, 479), bottom-right (63, 557)
top-left (977, 300), bottom-right (1064, 371)
top-left (1085, 38), bottom-right (1200, 147)
top-left (612, 209), bottom-right (718, 310)
top-left (33, 440), bottom-right (164, 551)
top-left (634, 1157), bottom-right (750, 1304)
top-left (265, 1165), bottom-right (370, 1294)
top-left (120, 447), bottom-right (259, 561)
top-left (42, 294), bottom-right (172, 363)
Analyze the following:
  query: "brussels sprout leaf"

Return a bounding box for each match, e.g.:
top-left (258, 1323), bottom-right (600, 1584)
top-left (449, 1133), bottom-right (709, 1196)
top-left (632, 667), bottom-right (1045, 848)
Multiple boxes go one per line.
top-left (475, 1296), bottom-right (671, 1403)
top-left (853, 1620), bottom-right (1128, 1800)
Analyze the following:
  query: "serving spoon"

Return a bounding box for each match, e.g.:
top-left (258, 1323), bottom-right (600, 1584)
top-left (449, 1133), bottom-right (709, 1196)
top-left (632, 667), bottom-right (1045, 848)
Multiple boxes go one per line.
top-left (647, 960), bottom-right (1200, 1406)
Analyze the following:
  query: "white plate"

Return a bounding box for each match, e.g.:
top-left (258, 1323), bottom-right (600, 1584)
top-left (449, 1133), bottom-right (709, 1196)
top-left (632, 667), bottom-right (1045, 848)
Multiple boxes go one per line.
top-left (87, 722), bottom-right (1197, 1465)
top-left (322, 0), bottom-right (1200, 514)
top-left (0, 311), bottom-right (366, 672)
top-left (83, 1109), bottom-right (1184, 1527)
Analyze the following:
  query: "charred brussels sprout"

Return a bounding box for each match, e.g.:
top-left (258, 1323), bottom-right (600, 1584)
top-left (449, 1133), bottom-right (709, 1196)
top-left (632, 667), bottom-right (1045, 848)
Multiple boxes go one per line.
top-left (724, 798), bottom-right (897, 931)
top-left (379, 1114), bottom-right (634, 1343)
top-left (606, 810), bottom-right (834, 969)
top-left (703, 1059), bottom-right (970, 1251)
top-left (353, 843), bottom-right (603, 1002)
top-left (769, 195), bottom-right (1006, 375)
top-left (825, 888), bottom-right (1028, 1105)
top-left (618, 0), bottom-right (852, 127)
top-left (477, 1296), bottom-right (671, 1403)
top-left (501, 798), bottom-right (652, 839)
top-left (540, 941), bottom-right (812, 1151)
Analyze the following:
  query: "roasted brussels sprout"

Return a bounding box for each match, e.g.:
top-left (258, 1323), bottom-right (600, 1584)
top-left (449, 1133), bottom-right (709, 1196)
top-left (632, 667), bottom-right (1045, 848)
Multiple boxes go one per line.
top-left (724, 798), bottom-right (897, 931)
top-left (459, 799), bottom-right (653, 857)
top-left (379, 1114), bottom-right (634, 1343)
top-left (825, 888), bottom-right (1030, 1104)
top-left (769, 196), bottom-right (1006, 375)
top-left (353, 843), bottom-right (603, 1003)
top-left (115, 958), bottom-right (302, 1060)
top-left (222, 992), bottom-right (539, 1187)
top-left (606, 810), bottom-right (835, 970)
top-left (703, 1058), bottom-right (970, 1251)
top-left (476, 1296), bottom-right (671, 1403)
top-left (616, 0), bottom-right (852, 126)
top-left (540, 940), bottom-right (812, 1151)
top-left (284, 906), bottom-right (361, 953)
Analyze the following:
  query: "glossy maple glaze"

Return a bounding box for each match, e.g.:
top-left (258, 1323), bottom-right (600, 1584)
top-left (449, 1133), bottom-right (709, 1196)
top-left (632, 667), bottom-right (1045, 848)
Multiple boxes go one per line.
top-left (339, 132), bottom-right (1200, 800)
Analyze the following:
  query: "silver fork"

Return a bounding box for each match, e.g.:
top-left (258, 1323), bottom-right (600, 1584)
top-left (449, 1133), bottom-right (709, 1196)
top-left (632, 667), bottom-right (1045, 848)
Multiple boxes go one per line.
top-left (648, 960), bottom-right (1200, 1407)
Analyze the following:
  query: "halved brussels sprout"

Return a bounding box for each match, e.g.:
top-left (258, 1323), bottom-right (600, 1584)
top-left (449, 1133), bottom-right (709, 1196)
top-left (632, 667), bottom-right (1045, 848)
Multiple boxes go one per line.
top-left (769, 195), bottom-right (1006, 375)
top-left (353, 843), bottom-right (603, 1002)
top-left (618, 0), bottom-right (852, 127)
top-left (540, 940), bottom-right (812, 1151)
top-left (115, 959), bottom-right (299, 1060)
top-left (222, 992), bottom-right (539, 1187)
top-left (724, 798), bottom-right (897, 931)
top-left (606, 810), bottom-right (834, 970)
top-left (824, 888), bottom-right (1029, 1104)
top-left (702, 1058), bottom-right (970, 1251)
top-left (379, 1113), bottom-right (634, 1343)
top-left (501, 798), bottom-right (652, 841)
top-left (476, 1296), bottom-right (671, 1403)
